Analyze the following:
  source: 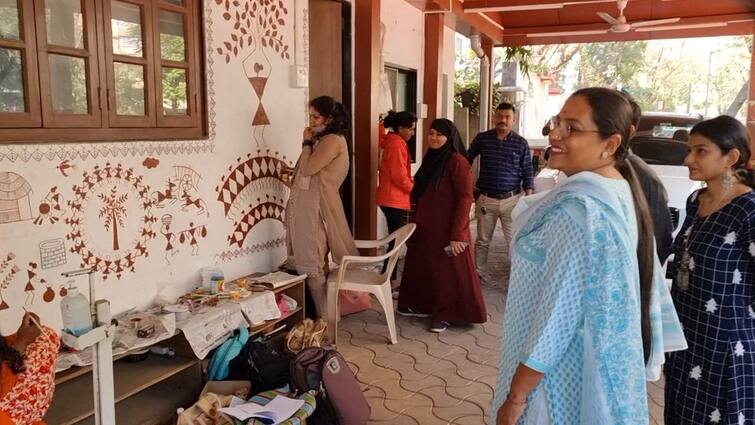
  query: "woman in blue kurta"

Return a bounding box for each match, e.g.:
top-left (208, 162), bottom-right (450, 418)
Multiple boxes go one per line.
top-left (665, 116), bottom-right (755, 425)
top-left (493, 88), bottom-right (686, 425)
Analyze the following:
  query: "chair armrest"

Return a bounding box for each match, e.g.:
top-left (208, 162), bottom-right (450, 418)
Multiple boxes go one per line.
top-left (354, 238), bottom-right (390, 249)
top-left (339, 253), bottom-right (392, 268)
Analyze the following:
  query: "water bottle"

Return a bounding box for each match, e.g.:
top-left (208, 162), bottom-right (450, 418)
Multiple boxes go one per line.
top-left (60, 282), bottom-right (93, 336)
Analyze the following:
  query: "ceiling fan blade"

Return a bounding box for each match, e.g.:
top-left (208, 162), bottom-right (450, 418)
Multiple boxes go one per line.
top-left (527, 30), bottom-right (609, 38)
top-left (597, 12), bottom-right (620, 25)
top-left (630, 17), bottom-right (682, 28)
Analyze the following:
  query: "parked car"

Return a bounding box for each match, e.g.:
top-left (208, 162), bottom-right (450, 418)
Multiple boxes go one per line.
top-left (632, 113), bottom-right (704, 236)
top-left (534, 112), bottom-right (704, 238)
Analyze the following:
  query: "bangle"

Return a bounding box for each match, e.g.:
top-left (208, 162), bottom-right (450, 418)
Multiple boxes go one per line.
top-left (506, 393), bottom-right (527, 406)
top-left (302, 139), bottom-right (314, 147)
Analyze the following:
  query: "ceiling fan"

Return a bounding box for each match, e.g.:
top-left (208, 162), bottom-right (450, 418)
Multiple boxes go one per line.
top-left (527, 0), bottom-right (682, 38)
top-left (596, 0), bottom-right (680, 33)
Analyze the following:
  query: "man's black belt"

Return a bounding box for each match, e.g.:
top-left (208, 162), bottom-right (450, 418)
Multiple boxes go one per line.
top-left (480, 189), bottom-right (521, 200)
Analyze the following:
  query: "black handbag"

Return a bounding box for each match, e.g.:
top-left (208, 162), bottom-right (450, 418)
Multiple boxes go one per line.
top-left (227, 337), bottom-right (292, 394)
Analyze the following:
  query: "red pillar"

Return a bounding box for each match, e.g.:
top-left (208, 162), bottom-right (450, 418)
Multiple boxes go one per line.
top-left (748, 24), bottom-right (755, 167)
top-left (422, 13), bottom-right (444, 152)
top-left (353, 0), bottom-right (380, 240)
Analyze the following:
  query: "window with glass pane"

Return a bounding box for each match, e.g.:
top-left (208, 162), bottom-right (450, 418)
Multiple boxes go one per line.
top-left (0, 0), bottom-right (19, 40)
top-left (49, 54), bottom-right (88, 114)
top-left (114, 62), bottom-right (145, 115)
top-left (159, 10), bottom-right (185, 61)
top-left (162, 67), bottom-right (186, 115)
top-left (111, 2), bottom-right (143, 57)
top-left (45, 0), bottom-right (85, 49)
top-left (0, 48), bottom-right (23, 112)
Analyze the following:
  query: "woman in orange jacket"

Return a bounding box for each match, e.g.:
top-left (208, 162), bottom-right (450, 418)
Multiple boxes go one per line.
top-left (377, 110), bottom-right (416, 281)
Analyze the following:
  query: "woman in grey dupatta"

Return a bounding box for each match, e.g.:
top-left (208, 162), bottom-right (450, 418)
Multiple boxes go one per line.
top-left (285, 96), bottom-right (370, 319)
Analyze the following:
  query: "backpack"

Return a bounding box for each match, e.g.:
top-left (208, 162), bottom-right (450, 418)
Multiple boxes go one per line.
top-left (290, 347), bottom-right (370, 425)
top-left (227, 337), bottom-right (292, 394)
top-left (207, 327), bottom-right (249, 380)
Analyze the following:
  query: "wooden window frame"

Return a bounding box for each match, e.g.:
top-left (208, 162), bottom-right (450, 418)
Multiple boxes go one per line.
top-left (0, 0), bottom-right (42, 128)
top-left (0, 0), bottom-right (205, 143)
top-left (102, 0), bottom-right (157, 128)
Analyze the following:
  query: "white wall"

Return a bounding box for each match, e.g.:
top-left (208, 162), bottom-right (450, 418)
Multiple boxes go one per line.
top-left (0, 0), bottom-right (308, 334)
top-left (381, 0), bottom-right (423, 73)
top-left (442, 26), bottom-right (456, 120)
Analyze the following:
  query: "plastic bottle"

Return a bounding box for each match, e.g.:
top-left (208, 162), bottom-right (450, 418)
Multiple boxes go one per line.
top-left (60, 282), bottom-right (93, 336)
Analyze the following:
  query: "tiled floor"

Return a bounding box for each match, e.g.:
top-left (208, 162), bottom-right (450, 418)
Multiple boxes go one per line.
top-left (336, 227), bottom-right (666, 424)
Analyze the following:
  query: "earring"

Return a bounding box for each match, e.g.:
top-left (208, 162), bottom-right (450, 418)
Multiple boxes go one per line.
top-left (600, 151), bottom-right (609, 160)
top-left (722, 171), bottom-right (735, 191)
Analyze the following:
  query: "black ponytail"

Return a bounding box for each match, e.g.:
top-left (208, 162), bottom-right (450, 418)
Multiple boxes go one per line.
top-left (572, 87), bottom-right (655, 362)
top-left (1, 335), bottom-right (25, 374)
top-left (309, 96), bottom-right (350, 137)
top-left (691, 115), bottom-right (754, 189)
top-left (383, 110), bottom-right (417, 132)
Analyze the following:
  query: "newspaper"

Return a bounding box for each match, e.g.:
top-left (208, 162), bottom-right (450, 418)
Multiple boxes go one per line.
top-left (236, 290), bottom-right (281, 325)
top-left (175, 302), bottom-right (246, 359)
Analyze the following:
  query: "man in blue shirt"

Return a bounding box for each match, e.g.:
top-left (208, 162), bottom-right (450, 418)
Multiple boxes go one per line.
top-left (468, 102), bottom-right (534, 283)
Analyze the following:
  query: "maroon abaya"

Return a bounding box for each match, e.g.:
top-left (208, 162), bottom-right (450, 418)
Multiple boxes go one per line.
top-left (397, 153), bottom-right (487, 323)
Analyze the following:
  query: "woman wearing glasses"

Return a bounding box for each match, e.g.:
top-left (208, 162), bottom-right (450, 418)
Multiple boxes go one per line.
top-left (493, 88), bottom-right (686, 424)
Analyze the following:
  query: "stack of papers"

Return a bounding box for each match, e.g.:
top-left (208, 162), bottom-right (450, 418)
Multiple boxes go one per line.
top-left (251, 272), bottom-right (307, 289)
top-left (220, 395), bottom-right (304, 424)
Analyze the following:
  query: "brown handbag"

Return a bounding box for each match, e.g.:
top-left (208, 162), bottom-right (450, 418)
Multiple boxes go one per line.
top-left (285, 318), bottom-right (327, 353)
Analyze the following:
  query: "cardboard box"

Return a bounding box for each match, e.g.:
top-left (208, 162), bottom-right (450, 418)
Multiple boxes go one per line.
top-left (200, 380), bottom-right (251, 399)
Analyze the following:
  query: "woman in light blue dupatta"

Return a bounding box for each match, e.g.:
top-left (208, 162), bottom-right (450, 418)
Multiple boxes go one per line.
top-left (493, 88), bottom-right (687, 425)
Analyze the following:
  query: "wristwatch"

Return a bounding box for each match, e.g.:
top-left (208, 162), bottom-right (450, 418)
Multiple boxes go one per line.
top-left (302, 139), bottom-right (314, 147)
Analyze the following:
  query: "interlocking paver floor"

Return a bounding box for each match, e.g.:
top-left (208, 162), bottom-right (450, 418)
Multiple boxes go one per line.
top-left (337, 223), bottom-right (666, 424)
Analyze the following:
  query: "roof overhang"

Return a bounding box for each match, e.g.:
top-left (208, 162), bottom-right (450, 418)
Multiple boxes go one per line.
top-left (444, 0), bottom-right (754, 46)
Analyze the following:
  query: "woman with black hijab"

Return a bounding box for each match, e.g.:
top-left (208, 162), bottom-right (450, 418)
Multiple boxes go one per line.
top-left (396, 118), bottom-right (487, 333)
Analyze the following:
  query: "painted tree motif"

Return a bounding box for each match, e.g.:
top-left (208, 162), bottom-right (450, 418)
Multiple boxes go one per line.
top-left (215, 0), bottom-right (290, 63)
top-left (98, 186), bottom-right (129, 251)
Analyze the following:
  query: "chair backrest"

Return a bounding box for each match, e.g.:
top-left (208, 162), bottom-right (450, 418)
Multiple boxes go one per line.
top-left (380, 223), bottom-right (416, 281)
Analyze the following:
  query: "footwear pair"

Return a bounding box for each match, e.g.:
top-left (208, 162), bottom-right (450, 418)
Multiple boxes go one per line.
top-left (396, 308), bottom-right (450, 333)
top-left (429, 321), bottom-right (450, 333)
top-left (396, 307), bottom-right (430, 318)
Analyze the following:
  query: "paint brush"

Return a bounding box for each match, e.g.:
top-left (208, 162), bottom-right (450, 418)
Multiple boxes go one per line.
top-left (22, 307), bottom-right (45, 333)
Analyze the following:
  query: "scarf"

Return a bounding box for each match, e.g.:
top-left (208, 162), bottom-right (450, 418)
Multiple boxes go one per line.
top-left (410, 118), bottom-right (467, 203)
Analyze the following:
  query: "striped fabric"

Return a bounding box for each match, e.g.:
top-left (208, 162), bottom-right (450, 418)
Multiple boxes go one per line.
top-left (243, 386), bottom-right (317, 425)
top-left (467, 129), bottom-right (534, 194)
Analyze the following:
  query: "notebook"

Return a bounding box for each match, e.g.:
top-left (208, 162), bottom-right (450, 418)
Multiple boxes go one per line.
top-left (220, 395), bottom-right (305, 424)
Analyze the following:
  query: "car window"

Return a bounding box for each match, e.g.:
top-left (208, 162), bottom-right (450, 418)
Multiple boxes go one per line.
top-left (652, 123), bottom-right (693, 138)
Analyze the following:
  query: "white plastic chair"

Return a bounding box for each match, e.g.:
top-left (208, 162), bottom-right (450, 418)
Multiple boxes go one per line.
top-left (325, 223), bottom-right (416, 345)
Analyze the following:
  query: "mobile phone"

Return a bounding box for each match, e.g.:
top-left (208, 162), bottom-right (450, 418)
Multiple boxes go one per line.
top-left (444, 242), bottom-right (468, 257)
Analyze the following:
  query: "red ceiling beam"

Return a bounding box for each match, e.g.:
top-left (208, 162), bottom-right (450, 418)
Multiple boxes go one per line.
top-left (418, 0), bottom-right (505, 44)
top-left (500, 13), bottom-right (754, 36)
top-left (464, 0), bottom-right (611, 10)
top-left (499, 20), bottom-right (753, 46)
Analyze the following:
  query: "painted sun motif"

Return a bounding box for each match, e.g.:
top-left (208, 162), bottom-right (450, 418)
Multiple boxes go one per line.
top-left (66, 163), bottom-right (156, 280)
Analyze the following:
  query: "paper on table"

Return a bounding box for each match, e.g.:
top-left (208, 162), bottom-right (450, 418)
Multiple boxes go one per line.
top-left (220, 395), bottom-right (304, 424)
top-left (237, 290), bottom-right (281, 325)
top-left (251, 271), bottom-right (306, 289)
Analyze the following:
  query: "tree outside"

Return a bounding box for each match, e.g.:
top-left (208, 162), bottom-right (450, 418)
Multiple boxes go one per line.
top-left (454, 35), bottom-right (752, 124)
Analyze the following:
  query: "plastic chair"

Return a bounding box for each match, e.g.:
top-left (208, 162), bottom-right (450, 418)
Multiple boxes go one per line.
top-left (325, 223), bottom-right (416, 345)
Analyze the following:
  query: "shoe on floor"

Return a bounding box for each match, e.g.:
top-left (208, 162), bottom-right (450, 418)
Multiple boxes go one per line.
top-left (396, 307), bottom-right (430, 318)
top-left (429, 321), bottom-right (450, 333)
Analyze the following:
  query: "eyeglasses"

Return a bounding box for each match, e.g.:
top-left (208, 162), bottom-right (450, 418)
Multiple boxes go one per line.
top-left (543, 116), bottom-right (601, 139)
